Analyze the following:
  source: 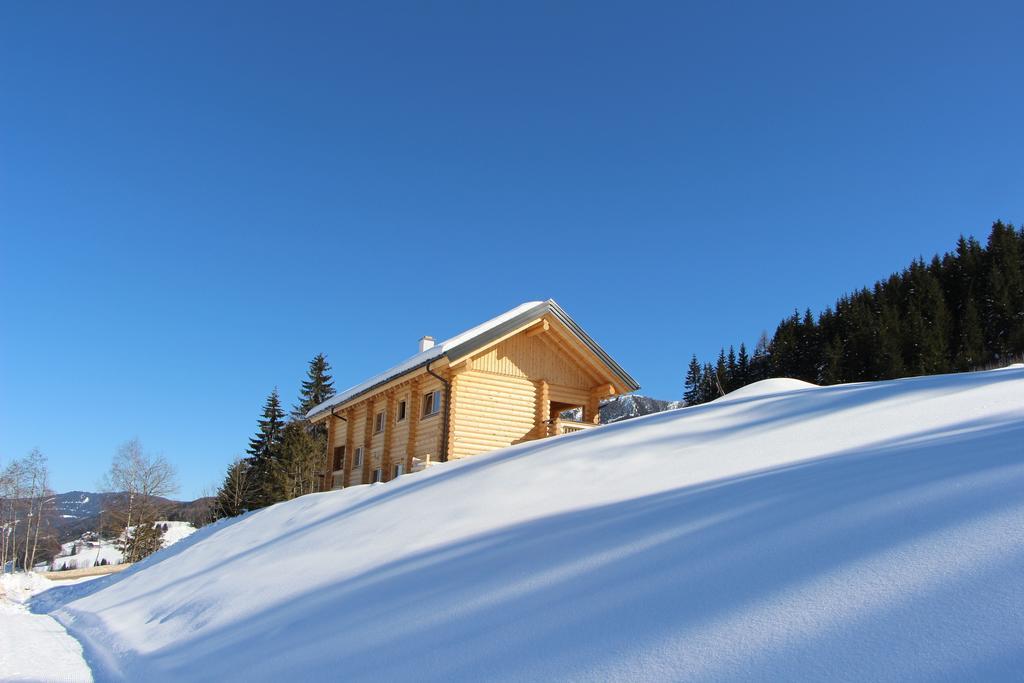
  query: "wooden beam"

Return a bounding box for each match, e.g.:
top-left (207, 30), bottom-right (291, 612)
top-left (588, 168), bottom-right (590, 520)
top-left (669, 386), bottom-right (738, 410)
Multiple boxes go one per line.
top-left (382, 390), bottom-right (395, 481)
top-left (526, 319), bottom-right (550, 338)
top-left (585, 384), bottom-right (614, 424)
top-left (405, 375), bottom-right (420, 473)
top-left (324, 414), bottom-right (336, 491)
top-left (533, 379), bottom-right (550, 439)
top-left (447, 369), bottom-right (459, 461)
top-left (343, 407), bottom-right (354, 488)
top-left (363, 399), bottom-right (375, 483)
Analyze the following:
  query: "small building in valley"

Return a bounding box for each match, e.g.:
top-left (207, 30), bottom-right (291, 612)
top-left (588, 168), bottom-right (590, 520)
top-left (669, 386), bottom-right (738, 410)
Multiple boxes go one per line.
top-left (307, 299), bottom-right (639, 489)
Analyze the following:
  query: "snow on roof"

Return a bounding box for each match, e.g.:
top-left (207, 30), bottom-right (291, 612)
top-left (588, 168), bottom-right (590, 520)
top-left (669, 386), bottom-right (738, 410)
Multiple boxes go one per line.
top-left (306, 301), bottom-right (546, 420)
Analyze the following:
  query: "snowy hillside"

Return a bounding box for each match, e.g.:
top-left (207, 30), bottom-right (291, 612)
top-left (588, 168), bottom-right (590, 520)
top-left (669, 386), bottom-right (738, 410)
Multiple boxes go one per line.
top-left (49, 522), bottom-right (197, 571)
top-left (53, 491), bottom-right (106, 520)
top-left (49, 491), bottom-right (210, 542)
top-left (46, 367), bottom-right (1024, 681)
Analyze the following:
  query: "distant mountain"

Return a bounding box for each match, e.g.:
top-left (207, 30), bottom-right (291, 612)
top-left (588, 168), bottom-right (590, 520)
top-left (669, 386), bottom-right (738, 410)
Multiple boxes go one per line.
top-left (50, 491), bottom-right (121, 541)
top-left (559, 394), bottom-right (683, 425)
top-left (49, 491), bottom-right (213, 542)
top-left (599, 394), bottom-right (683, 424)
top-left (54, 491), bottom-right (115, 521)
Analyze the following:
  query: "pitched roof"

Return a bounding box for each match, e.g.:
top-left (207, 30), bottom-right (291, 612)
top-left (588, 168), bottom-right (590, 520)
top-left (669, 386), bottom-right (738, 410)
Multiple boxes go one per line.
top-left (306, 299), bottom-right (639, 421)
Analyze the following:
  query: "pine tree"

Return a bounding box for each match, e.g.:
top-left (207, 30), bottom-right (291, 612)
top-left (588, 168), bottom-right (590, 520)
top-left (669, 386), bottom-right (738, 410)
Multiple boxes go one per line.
top-left (726, 346), bottom-right (738, 392)
top-left (699, 362), bottom-right (718, 403)
top-left (714, 349), bottom-right (728, 396)
top-left (248, 388), bottom-right (285, 458)
top-left (953, 296), bottom-right (985, 370)
top-left (769, 312), bottom-right (800, 379)
top-left (293, 354), bottom-right (336, 420)
top-left (245, 389), bottom-right (286, 509)
top-left (750, 332), bottom-right (770, 382)
top-left (736, 343), bottom-right (750, 388)
top-left (795, 309), bottom-right (821, 382)
top-left (982, 221), bottom-right (1024, 358)
top-left (268, 421), bottom-right (323, 502)
top-left (683, 355), bottom-right (703, 406)
top-left (876, 302), bottom-right (905, 378)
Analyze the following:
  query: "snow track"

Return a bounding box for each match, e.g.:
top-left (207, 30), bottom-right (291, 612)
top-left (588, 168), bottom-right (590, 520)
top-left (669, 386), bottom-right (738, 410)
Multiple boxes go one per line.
top-left (0, 576), bottom-right (92, 682)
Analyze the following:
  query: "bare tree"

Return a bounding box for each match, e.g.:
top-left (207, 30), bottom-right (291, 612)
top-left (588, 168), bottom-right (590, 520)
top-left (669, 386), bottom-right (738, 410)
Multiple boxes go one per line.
top-left (191, 484), bottom-right (217, 528)
top-left (1, 459), bottom-right (27, 571)
top-left (103, 439), bottom-right (179, 564)
top-left (23, 450), bottom-right (54, 571)
top-left (0, 450), bottom-right (55, 572)
top-left (0, 459), bottom-right (22, 571)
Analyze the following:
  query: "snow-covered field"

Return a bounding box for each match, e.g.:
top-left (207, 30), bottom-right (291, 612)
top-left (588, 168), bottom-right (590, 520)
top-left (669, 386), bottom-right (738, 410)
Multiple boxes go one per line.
top-left (49, 521), bottom-right (197, 571)
top-left (26, 368), bottom-right (1024, 680)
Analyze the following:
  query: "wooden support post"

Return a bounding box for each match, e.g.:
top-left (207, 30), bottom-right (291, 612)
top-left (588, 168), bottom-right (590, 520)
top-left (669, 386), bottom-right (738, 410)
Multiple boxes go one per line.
top-left (439, 366), bottom-right (452, 461)
top-left (584, 394), bottom-right (601, 425)
top-left (343, 408), bottom-right (354, 487)
top-left (447, 366), bottom-right (463, 460)
top-left (363, 399), bottom-right (375, 483)
top-left (586, 384), bottom-right (613, 424)
top-left (534, 379), bottom-right (550, 438)
top-left (324, 414), bottom-right (336, 491)
top-left (382, 390), bottom-right (395, 480)
top-left (406, 376), bottom-right (420, 472)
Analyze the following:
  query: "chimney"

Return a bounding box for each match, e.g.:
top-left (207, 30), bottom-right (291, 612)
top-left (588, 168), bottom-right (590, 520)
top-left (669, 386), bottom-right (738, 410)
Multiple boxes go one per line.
top-left (419, 335), bottom-right (435, 353)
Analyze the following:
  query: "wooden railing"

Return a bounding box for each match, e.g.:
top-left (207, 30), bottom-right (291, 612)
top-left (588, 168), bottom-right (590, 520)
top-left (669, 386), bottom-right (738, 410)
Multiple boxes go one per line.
top-left (550, 419), bottom-right (598, 436)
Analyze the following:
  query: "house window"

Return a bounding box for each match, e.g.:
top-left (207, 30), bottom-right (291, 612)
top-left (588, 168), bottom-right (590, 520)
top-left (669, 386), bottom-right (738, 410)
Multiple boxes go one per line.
top-left (422, 389), bottom-right (442, 418)
top-left (352, 447), bottom-right (363, 468)
top-left (372, 468), bottom-right (383, 483)
top-left (332, 446), bottom-right (345, 471)
top-left (396, 399), bottom-right (407, 422)
top-left (393, 463), bottom-right (404, 478)
top-left (374, 410), bottom-right (385, 434)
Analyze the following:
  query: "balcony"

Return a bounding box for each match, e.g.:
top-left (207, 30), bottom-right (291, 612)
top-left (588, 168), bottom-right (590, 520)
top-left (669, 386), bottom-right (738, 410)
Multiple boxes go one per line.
top-left (549, 418), bottom-right (598, 436)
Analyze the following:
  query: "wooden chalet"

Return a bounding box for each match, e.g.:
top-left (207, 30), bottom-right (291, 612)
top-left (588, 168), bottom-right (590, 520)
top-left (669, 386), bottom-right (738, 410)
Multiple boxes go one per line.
top-left (307, 300), bottom-right (639, 489)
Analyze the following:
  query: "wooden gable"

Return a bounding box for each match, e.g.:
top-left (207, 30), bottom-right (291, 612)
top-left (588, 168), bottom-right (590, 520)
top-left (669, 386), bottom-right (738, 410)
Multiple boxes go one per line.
top-left (450, 313), bottom-right (626, 395)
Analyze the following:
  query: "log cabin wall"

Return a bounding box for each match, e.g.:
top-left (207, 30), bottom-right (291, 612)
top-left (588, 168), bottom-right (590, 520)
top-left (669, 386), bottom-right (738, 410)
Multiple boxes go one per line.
top-left (414, 374), bottom-right (446, 465)
top-left (325, 369), bottom-right (447, 487)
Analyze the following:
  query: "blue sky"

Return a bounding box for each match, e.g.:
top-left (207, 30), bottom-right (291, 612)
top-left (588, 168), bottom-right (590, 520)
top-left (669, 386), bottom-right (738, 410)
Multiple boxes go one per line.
top-left (2, 2), bottom-right (1022, 499)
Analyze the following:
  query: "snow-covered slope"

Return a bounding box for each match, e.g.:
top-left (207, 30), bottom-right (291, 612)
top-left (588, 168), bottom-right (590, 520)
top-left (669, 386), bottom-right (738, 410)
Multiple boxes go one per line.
top-left (49, 368), bottom-right (1024, 681)
top-left (49, 522), bottom-right (197, 571)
